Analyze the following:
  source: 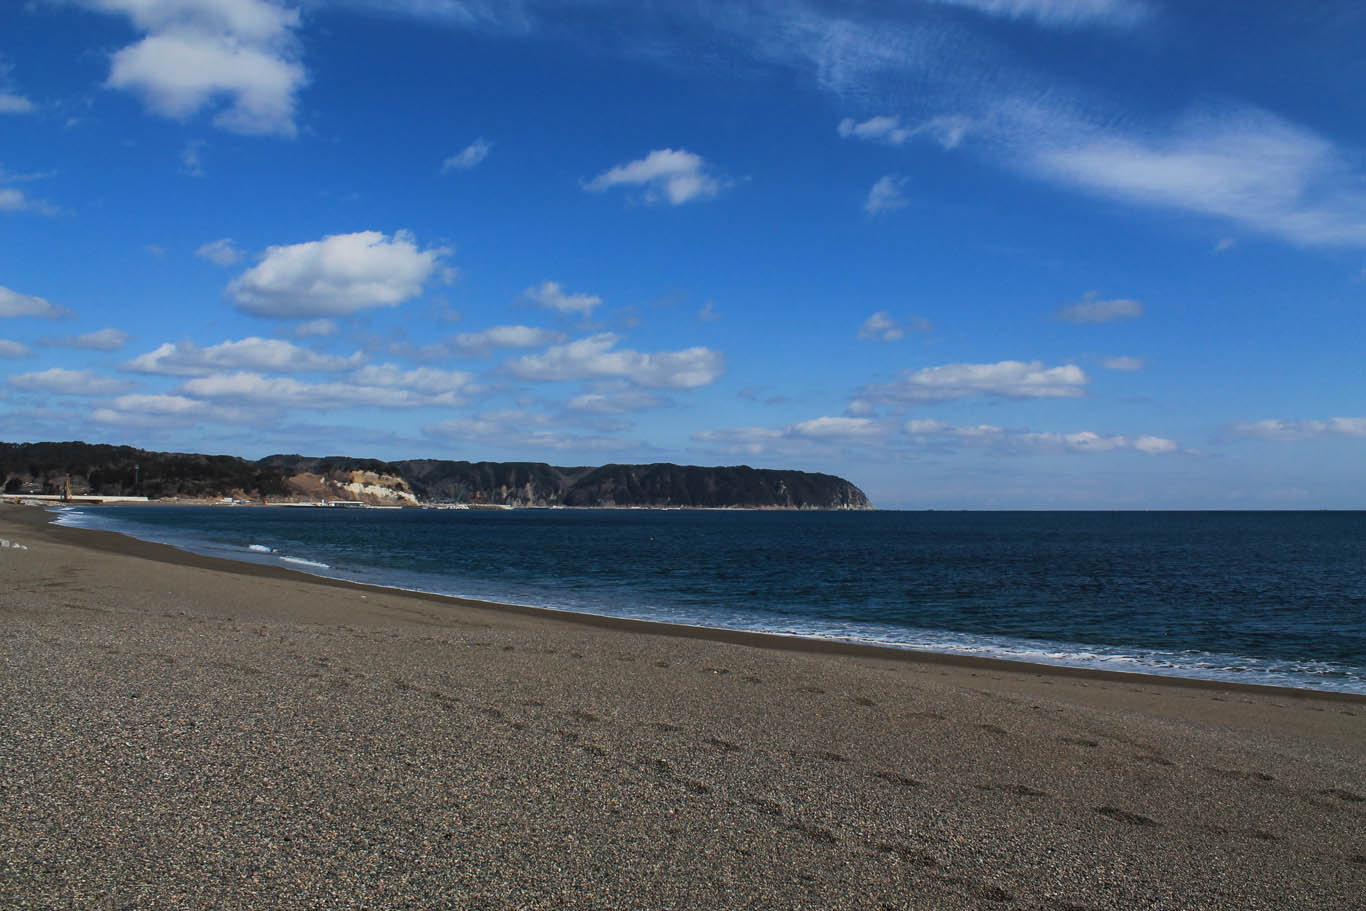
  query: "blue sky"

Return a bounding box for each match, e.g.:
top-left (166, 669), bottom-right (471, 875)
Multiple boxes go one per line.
top-left (1, 0), bottom-right (1363, 508)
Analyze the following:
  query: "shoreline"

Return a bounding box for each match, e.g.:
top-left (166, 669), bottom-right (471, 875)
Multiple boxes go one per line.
top-left (33, 503), bottom-right (1365, 702)
top-left (2, 501), bottom-right (1362, 908)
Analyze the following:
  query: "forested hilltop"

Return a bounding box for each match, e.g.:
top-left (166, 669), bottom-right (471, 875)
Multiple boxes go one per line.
top-left (0, 441), bottom-right (873, 510)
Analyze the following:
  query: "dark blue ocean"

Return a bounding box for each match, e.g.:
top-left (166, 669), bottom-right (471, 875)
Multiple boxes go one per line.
top-left (54, 506), bottom-right (1366, 694)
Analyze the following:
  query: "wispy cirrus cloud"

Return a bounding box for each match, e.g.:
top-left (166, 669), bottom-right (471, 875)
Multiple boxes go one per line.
top-left (1006, 101), bottom-right (1366, 249)
top-left (196, 237), bottom-right (243, 266)
top-left (442, 137), bottom-right (491, 172)
top-left (926, 0), bottom-right (1150, 29)
top-left (864, 175), bottom-right (909, 215)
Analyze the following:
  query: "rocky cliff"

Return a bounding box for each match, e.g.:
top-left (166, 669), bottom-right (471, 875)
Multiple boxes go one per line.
top-left (0, 441), bottom-right (873, 509)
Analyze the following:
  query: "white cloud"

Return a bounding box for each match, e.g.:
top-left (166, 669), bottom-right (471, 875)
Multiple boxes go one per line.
top-left (566, 386), bottom-right (666, 413)
top-left (442, 138), bottom-right (491, 172)
top-left (97, 0), bottom-right (307, 137)
top-left (181, 139), bottom-right (206, 176)
top-left (689, 426), bottom-right (786, 456)
top-left (1213, 236), bottom-right (1237, 254)
top-left (0, 188), bottom-right (60, 216)
top-left (839, 115), bottom-right (912, 145)
top-left (790, 416), bottom-right (884, 439)
top-left (905, 419), bottom-right (1178, 454)
top-left (348, 364), bottom-right (474, 396)
top-left (181, 367), bottom-right (473, 409)
top-left (1133, 435), bottom-right (1179, 453)
top-left (585, 148), bottom-right (724, 205)
top-left (0, 285), bottom-right (67, 319)
top-left (927, 0), bottom-right (1149, 28)
top-left (91, 393), bottom-right (254, 427)
top-left (522, 280), bottom-right (602, 316)
top-left (838, 114), bottom-right (971, 149)
top-left (9, 368), bottom-right (133, 396)
top-left (698, 301), bottom-right (719, 322)
top-left (0, 93), bottom-right (35, 114)
top-left (453, 324), bottom-right (565, 355)
top-left (1057, 292), bottom-right (1143, 323)
top-left (857, 311), bottom-right (929, 341)
top-left (1102, 355), bottom-right (1143, 371)
top-left (507, 333), bottom-right (724, 389)
top-left (0, 340), bottom-right (30, 358)
top-left (1019, 103), bottom-right (1366, 248)
top-left (196, 237), bottom-right (243, 265)
top-left (861, 360), bottom-right (1088, 404)
top-left (126, 337), bottom-right (365, 376)
top-left (864, 175), bottom-right (909, 215)
top-left (692, 415), bottom-right (889, 457)
top-left (293, 318), bottom-right (338, 338)
top-left (51, 328), bottom-right (132, 351)
top-left (1233, 417), bottom-right (1366, 441)
top-left (0, 164), bottom-right (56, 183)
top-left (426, 410), bottom-right (639, 453)
top-left (229, 230), bottom-right (450, 318)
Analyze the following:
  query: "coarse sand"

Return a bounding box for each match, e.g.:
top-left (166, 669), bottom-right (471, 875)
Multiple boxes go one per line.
top-left (0, 504), bottom-right (1362, 909)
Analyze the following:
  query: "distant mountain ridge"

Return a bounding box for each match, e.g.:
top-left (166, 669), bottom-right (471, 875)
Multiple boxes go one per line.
top-left (0, 441), bottom-right (873, 510)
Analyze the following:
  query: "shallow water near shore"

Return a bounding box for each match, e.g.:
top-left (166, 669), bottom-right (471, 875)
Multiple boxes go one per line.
top-left (54, 506), bottom-right (1366, 693)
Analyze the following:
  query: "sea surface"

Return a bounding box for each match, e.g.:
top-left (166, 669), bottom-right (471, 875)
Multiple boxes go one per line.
top-left (53, 506), bottom-right (1366, 694)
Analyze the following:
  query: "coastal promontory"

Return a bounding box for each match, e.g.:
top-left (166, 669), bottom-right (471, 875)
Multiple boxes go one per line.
top-left (0, 441), bottom-right (872, 510)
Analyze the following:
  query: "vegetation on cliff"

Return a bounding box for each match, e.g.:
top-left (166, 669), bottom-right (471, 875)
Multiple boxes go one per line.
top-left (0, 441), bottom-right (873, 509)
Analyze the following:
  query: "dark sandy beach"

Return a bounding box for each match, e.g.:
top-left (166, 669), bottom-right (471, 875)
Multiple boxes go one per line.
top-left (0, 504), bottom-right (1362, 909)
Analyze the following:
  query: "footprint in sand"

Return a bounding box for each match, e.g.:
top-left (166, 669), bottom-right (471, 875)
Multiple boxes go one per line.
top-left (1060, 736), bottom-right (1100, 748)
top-left (875, 842), bottom-right (939, 867)
top-left (1319, 787), bottom-right (1364, 802)
top-left (1204, 766), bottom-right (1274, 781)
top-left (1095, 805), bottom-right (1158, 827)
top-left (787, 820), bottom-right (838, 844)
top-left (977, 783), bottom-right (1047, 797)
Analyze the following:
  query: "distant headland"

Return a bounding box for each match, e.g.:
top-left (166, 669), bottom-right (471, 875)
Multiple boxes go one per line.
top-left (0, 441), bottom-right (872, 510)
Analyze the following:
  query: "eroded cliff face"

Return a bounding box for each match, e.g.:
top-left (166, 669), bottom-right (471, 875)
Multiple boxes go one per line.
top-left (282, 470), bottom-right (419, 505)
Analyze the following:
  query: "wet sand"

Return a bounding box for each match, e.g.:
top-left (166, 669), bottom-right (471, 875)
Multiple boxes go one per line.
top-left (1, 504), bottom-right (1362, 909)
